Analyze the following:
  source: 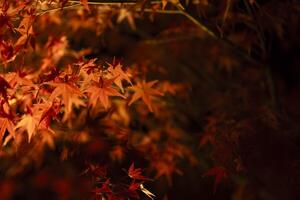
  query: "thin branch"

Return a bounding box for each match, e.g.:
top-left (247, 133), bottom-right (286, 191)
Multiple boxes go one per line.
top-left (141, 8), bottom-right (264, 68)
top-left (34, 0), bottom-right (265, 69)
top-left (69, 0), bottom-right (135, 5)
top-left (142, 34), bottom-right (201, 45)
top-left (68, 0), bottom-right (162, 4)
top-left (36, 3), bottom-right (81, 16)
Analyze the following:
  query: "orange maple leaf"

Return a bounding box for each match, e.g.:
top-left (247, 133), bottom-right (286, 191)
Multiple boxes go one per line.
top-left (15, 114), bottom-right (38, 142)
top-left (45, 81), bottom-right (85, 121)
top-left (14, 14), bottom-right (35, 51)
top-left (85, 78), bottom-right (125, 109)
top-left (129, 80), bottom-right (163, 112)
top-left (79, 58), bottom-right (98, 75)
top-left (107, 63), bottom-right (132, 92)
top-left (14, 102), bottom-right (59, 143)
top-left (0, 117), bottom-right (14, 146)
top-left (36, 102), bottom-right (60, 129)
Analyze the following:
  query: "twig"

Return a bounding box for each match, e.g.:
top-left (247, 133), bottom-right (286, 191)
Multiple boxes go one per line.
top-left (140, 8), bottom-right (264, 68)
top-left (68, 0), bottom-right (162, 4)
top-left (36, 3), bottom-right (81, 16)
top-left (34, 0), bottom-right (266, 74)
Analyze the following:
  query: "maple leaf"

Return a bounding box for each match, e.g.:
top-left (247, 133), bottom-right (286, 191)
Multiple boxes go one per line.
top-left (14, 14), bottom-right (36, 51)
top-left (39, 66), bottom-right (61, 83)
top-left (0, 40), bottom-right (16, 63)
top-left (128, 163), bottom-right (148, 181)
top-left (0, 117), bottom-right (14, 146)
top-left (78, 59), bottom-right (101, 87)
top-left (129, 181), bottom-right (139, 191)
top-left (117, 8), bottom-right (136, 30)
top-left (41, 36), bottom-right (68, 69)
top-left (36, 102), bottom-right (60, 129)
top-left (107, 63), bottom-right (132, 92)
top-left (84, 78), bottom-right (125, 109)
top-left (128, 181), bottom-right (140, 199)
top-left (45, 81), bottom-right (85, 121)
top-left (0, 76), bottom-right (11, 100)
top-left (202, 166), bottom-right (228, 193)
top-left (79, 58), bottom-right (98, 75)
top-left (162, 0), bottom-right (168, 10)
top-left (162, 0), bottom-right (185, 10)
top-left (94, 179), bottom-right (111, 195)
top-left (129, 80), bottom-right (163, 112)
top-left (5, 71), bottom-right (34, 88)
top-left (83, 164), bottom-right (107, 178)
top-left (15, 114), bottom-right (39, 142)
top-left (0, 100), bottom-right (14, 146)
top-left (0, 2), bottom-right (27, 32)
top-left (14, 102), bottom-right (57, 144)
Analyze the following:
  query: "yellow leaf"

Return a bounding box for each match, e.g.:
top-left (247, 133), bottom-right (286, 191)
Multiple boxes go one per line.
top-left (15, 114), bottom-right (38, 142)
top-left (140, 184), bottom-right (155, 200)
top-left (117, 8), bottom-right (136, 30)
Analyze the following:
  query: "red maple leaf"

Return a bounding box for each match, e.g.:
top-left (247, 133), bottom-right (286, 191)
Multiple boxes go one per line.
top-left (94, 179), bottom-right (111, 195)
top-left (128, 163), bottom-right (148, 181)
top-left (203, 166), bottom-right (228, 193)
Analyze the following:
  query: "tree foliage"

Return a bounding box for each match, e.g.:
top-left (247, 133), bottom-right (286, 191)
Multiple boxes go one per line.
top-left (0, 0), bottom-right (299, 199)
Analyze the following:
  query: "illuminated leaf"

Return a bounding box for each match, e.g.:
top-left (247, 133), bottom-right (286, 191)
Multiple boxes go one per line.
top-left (129, 80), bottom-right (163, 112)
top-left (85, 78), bottom-right (125, 109)
top-left (15, 114), bottom-right (38, 142)
top-left (128, 163), bottom-right (149, 181)
top-left (107, 63), bottom-right (132, 92)
top-left (45, 81), bottom-right (85, 121)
